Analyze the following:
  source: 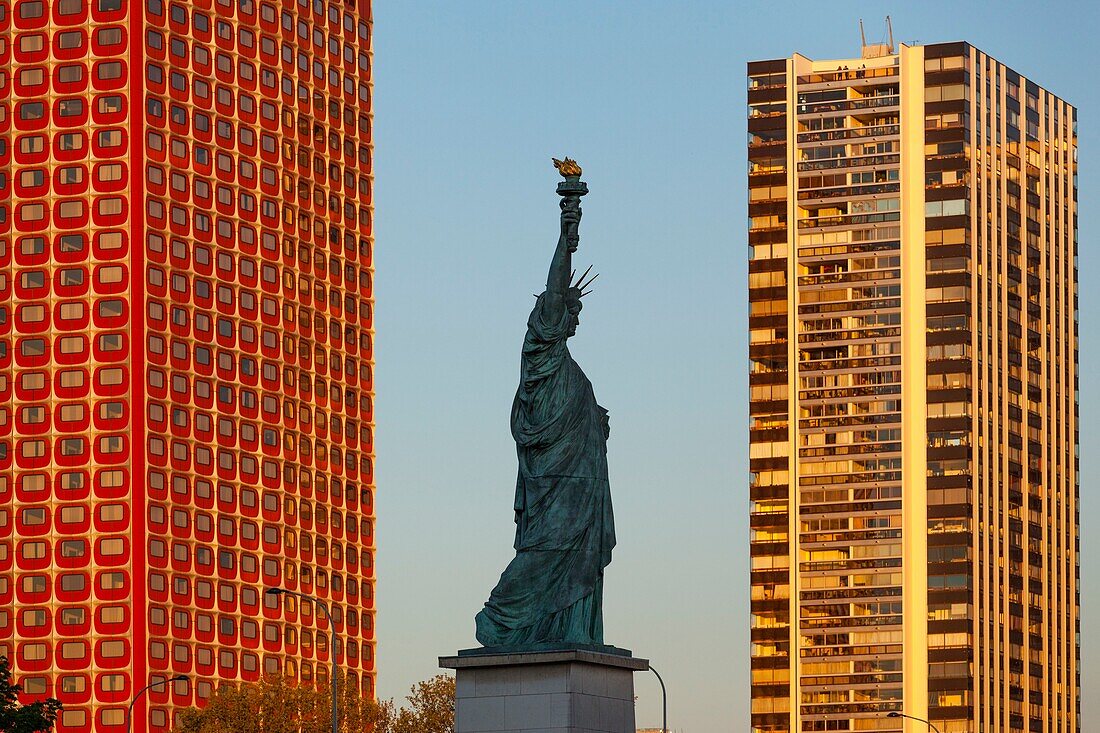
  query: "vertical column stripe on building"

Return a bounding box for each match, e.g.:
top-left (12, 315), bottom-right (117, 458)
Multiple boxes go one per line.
top-left (899, 42), bottom-right (928, 732)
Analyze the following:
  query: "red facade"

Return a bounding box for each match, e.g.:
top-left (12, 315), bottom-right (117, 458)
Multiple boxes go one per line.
top-left (0, 0), bottom-right (375, 728)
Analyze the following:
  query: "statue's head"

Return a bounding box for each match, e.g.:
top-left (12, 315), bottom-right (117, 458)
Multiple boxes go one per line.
top-left (565, 267), bottom-right (598, 337)
top-left (566, 288), bottom-right (583, 336)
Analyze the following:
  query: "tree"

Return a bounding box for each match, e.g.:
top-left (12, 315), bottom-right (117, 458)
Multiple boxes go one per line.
top-left (0, 656), bottom-right (63, 733)
top-left (171, 673), bottom-right (454, 733)
top-left (383, 675), bottom-right (454, 733)
top-left (173, 673), bottom-right (388, 733)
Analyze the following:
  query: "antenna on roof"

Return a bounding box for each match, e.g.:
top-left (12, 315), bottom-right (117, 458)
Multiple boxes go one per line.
top-left (861, 16), bottom-right (895, 59)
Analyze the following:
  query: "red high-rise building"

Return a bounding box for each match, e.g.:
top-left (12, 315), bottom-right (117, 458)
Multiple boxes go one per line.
top-left (0, 0), bottom-right (375, 729)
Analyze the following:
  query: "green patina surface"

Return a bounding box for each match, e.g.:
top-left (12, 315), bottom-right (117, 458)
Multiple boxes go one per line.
top-left (474, 167), bottom-right (615, 649)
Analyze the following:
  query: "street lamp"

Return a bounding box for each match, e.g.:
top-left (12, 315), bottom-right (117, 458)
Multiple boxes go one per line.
top-left (127, 674), bottom-right (188, 733)
top-left (648, 664), bottom-right (667, 733)
top-left (888, 711), bottom-right (942, 733)
top-left (267, 587), bottom-right (339, 733)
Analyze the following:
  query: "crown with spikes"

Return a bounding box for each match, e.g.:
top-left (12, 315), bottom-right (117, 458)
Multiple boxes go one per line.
top-left (569, 265), bottom-right (599, 298)
top-left (534, 265), bottom-right (599, 299)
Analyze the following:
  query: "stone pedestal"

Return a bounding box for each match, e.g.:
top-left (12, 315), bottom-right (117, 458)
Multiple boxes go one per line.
top-left (440, 647), bottom-right (649, 733)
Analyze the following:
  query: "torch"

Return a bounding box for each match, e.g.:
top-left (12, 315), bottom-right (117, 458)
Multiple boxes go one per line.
top-left (553, 157), bottom-right (588, 252)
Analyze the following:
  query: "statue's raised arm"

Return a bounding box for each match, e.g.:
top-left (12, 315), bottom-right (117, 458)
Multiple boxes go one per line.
top-left (546, 198), bottom-right (578, 300)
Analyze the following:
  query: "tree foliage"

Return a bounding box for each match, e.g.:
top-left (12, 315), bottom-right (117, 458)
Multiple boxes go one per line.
top-left (173, 673), bottom-right (386, 733)
top-left (171, 673), bottom-right (454, 733)
top-left (0, 656), bottom-right (63, 733)
top-left (378, 675), bottom-right (455, 733)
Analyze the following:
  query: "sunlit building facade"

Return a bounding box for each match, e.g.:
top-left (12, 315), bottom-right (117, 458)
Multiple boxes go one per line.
top-left (0, 0), bottom-right (375, 729)
top-left (748, 42), bottom-right (1078, 733)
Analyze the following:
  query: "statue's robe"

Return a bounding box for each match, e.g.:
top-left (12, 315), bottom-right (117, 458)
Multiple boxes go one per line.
top-left (475, 291), bottom-right (615, 647)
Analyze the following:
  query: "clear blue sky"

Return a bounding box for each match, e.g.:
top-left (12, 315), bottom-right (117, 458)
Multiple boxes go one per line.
top-left (372, 2), bottom-right (1099, 730)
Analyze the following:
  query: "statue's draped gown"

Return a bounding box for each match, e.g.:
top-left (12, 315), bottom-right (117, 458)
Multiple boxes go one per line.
top-left (475, 291), bottom-right (615, 647)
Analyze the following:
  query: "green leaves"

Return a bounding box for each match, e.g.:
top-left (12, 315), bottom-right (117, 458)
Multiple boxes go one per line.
top-left (385, 675), bottom-right (455, 733)
top-left (0, 657), bottom-right (63, 733)
top-left (171, 673), bottom-right (454, 733)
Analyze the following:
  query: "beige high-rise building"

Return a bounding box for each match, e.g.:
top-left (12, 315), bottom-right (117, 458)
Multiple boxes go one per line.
top-left (747, 41), bottom-right (1079, 733)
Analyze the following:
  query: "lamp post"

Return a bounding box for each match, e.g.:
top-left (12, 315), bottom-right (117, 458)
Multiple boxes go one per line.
top-left (126, 674), bottom-right (188, 733)
top-left (267, 587), bottom-right (339, 733)
top-left (648, 664), bottom-right (667, 733)
top-left (887, 711), bottom-right (942, 733)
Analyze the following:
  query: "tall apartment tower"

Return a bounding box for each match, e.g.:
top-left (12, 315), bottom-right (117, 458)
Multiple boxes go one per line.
top-left (0, 0), bottom-right (375, 730)
top-left (747, 42), bottom-right (1078, 733)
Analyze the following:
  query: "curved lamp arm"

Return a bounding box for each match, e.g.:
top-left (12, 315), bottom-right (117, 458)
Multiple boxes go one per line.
top-left (127, 675), bottom-right (188, 733)
top-left (648, 664), bottom-right (667, 733)
top-left (887, 711), bottom-right (942, 733)
top-left (267, 587), bottom-right (340, 733)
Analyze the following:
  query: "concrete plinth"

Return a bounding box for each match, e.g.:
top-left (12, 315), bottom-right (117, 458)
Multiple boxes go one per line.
top-left (440, 647), bottom-right (649, 733)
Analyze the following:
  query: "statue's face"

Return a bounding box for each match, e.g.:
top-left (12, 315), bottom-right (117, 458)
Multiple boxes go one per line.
top-left (567, 299), bottom-right (582, 336)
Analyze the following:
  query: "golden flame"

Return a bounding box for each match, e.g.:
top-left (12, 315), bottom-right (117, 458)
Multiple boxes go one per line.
top-left (552, 157), bottom-right (583, 178)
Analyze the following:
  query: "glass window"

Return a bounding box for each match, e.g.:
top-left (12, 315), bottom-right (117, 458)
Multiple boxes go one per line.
top-left (97, 62), bottom-right (123, 80)
top-left (98, 266), bottom-right (125, 285)
top-left (58, 133), bottom-right (84, 151)
top-left (58, 234), bottom-right (85, 252)
top-left (22, 678), bottom-right (48, 695)
top-left (98, 368), bottom-right (125, 386)
top-left (19, 1), bottom-right (44, 18)
top-left (59, 167), bottom-right (83, 185)
top-left (21, 340), bottom-right (46, 357)
top-left (20, 169), bottom-right (44, 187)
top-left (60, 574), bottom-right (86, 591)
top-left (99, 572), bottom-right (125, 590)
top-left (98, 26), bottom-right (122, 45)
top-left (60, 303), bottom-right (86, 322)
top-left (60, 540), bottom-right (87, 558)
top-left (60, 608), bottom-right (85, 625)
top-left (57, 31), bottom-right (84, 49)
top-left (60, 642), bottom-right (87, 660)
top-left (99, 675), bottom-right (125, 692)
top-left (61, 710), bottom-right (87, 727)
top-left (98, 605), bottom-right (125, 623)
top-left (98, 129), bottom-right (123, 147)
top-left (59, 371), bottom-right (84, 389)
top-left (21, 575), bottom-right (47, 592)
top-left (61, 472), bottom-right (85, 490)
top-left (98, 300), bottom-right (124, 317)
top-left (18, 35), bottom-right (44, 53)
top-left (97, 96), bottom-right (123, 115)
top-left (21, 541), bottom-right (46, 559)
top-left (22, 608), bottom-right (48, 626)
top-left (58, 65), bottom-right (84, 83)
top-left (22, 643), bottom-right (48, 660)
top-left (99, 503), bottom-right (124, 521)
top-left (58, 506), bottom-right (85, 525)
top-left (100, 538), bottom-right (124, 556)
top-left (19, 102), bottom-right (44, 121)
top-left (19, 136), bottom-right (44, 154)
top-left (19, 68), bottom-right (44, 86)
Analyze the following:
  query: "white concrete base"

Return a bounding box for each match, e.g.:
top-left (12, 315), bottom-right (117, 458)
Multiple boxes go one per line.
top-left (440, 648), bottom-right (649, 733)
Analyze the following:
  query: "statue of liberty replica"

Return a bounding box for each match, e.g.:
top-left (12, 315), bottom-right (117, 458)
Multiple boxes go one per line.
top-left (474, 158), bottom-right (615, 649)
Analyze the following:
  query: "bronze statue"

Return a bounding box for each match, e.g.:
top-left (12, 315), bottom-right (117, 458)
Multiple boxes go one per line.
top-left (474, 159), bottom-right (615, 648)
